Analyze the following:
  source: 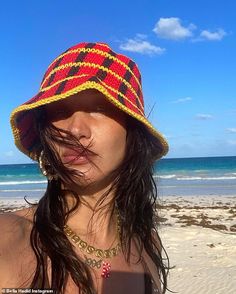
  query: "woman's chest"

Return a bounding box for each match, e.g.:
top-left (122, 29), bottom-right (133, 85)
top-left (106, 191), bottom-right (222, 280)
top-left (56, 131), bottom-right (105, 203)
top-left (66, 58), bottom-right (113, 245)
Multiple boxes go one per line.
top-left (65, 271), bottom-right (146, 294)
top-left (65, 255), bottom-right (146, 294)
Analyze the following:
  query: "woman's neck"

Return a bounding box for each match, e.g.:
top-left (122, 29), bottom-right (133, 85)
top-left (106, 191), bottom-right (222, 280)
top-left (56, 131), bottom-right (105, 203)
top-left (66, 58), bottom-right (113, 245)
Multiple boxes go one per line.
top-left (64, 183), bottom-right (118, 247)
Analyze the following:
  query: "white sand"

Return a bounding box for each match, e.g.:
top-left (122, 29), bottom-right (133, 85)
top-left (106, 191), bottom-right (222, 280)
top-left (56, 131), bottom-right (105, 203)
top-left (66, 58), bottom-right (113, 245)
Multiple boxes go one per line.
top-left (0, 198), bottom-right (37, 212)
top-left (158, 195), bottom-right (236, 294)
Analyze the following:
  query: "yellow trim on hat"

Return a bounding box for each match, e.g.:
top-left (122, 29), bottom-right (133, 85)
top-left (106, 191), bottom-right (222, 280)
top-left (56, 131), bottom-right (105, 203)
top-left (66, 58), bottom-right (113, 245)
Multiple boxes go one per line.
top-left (40, 62), bottom-right (144, 113)
top-left (46, 47), bottom-right (142, 90)
top-left (10, 81), bottom-right (169, 160)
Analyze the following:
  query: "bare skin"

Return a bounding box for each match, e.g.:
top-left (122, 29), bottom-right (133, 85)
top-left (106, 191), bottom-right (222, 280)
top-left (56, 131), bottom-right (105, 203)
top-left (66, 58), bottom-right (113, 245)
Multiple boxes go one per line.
top-left (0, 90), bottom-right (161, 293)
top-left (0, 208), bottom-right (155, 293)
top-left (0, 207), bottom-right (36, 288)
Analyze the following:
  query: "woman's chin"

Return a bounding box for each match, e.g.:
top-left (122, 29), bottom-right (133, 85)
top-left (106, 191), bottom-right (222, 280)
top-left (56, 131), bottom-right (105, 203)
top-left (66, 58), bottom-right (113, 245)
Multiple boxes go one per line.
top-left (63, 172), bottom-right (114, 194)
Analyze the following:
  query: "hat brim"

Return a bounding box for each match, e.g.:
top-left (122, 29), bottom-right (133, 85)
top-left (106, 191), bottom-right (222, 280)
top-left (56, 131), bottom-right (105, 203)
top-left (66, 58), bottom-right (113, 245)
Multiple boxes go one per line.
top-left (10, 74), bottom-right (169, 160)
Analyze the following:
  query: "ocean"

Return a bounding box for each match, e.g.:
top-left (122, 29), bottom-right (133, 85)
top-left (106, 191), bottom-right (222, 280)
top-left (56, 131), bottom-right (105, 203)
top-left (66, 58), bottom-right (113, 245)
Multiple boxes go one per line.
top-left (155, 156), bottom-right (236, 196)
top-left (0, 156), bottom-right (236, 199)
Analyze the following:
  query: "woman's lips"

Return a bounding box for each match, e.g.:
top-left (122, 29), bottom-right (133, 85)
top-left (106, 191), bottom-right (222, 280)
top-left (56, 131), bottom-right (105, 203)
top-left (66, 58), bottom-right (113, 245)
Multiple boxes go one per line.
top-left (62, 150), bottom-right (91, 165)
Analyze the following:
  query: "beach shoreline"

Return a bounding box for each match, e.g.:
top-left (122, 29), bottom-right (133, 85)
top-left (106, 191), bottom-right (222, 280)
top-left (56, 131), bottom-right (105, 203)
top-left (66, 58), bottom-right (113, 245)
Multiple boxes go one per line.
top-left (1, 194), bottom-right (236, 293)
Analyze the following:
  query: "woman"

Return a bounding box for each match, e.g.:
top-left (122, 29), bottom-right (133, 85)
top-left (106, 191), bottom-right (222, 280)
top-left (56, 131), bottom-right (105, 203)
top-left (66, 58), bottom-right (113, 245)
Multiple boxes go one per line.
top-left (0, 42), bottom-right (169, 293)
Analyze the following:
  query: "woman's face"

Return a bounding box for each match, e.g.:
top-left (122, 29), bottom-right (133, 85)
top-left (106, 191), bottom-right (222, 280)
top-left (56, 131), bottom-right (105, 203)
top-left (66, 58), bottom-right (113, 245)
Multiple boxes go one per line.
top-left (45, 89), bottom-right (127, 188)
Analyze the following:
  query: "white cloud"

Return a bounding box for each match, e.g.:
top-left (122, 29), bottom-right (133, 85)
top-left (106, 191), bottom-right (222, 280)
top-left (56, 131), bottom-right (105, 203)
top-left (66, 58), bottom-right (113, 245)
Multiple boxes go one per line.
top-left (120, 37), bottom-right (165, 55)
top-left (226, 128), bottom-right (236, 133)
top-left (162, 133), bottom-right (170, 139)
top-left (195, 114), bottom-right (213, 120)
top-left (193, 28), bottom-right (227, 42)
top-left (153, 17), bottom-right (196, 40)
top-left (5, 151), bottom-right (14, 157)
top-left (200, 29), bottom-right (226, 41)
top-left (172, 97), bottom-right (192, 103)
top-left (135, 33), bottom-right (147, 40)
top-left (165, 134), bottom-right (185, 140)
top-left (164, 134), bottom-right (174, 139)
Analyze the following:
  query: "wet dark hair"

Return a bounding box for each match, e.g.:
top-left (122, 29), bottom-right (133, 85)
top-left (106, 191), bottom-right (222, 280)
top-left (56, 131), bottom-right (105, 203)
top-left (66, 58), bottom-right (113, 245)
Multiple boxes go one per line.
top-left (29, 113), bottom-right (169, 293)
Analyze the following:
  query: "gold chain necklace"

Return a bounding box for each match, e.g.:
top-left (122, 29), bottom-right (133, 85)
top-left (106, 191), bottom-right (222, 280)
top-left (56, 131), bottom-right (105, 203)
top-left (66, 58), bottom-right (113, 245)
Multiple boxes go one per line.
top-left (64, 224), bottom-right (121, 259)
top-left (64, 213), bottom-right (121, 278)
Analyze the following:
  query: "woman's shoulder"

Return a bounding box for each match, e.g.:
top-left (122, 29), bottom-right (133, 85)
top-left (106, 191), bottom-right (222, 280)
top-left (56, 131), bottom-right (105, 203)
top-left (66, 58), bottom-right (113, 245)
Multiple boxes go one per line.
top-left (0, 207), bottom-right (37, 288)
top-left (0, 206), bottom-right (35, 247)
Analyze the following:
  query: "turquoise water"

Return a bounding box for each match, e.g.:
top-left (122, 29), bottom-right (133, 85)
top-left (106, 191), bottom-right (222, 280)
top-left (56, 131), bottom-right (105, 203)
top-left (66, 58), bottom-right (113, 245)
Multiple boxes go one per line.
top-left (155, 156), bottom-right (236, 196)
top-left (0, 164), bottom-right (46, 199)
top-left (0, 156), bottom-right (236, 198)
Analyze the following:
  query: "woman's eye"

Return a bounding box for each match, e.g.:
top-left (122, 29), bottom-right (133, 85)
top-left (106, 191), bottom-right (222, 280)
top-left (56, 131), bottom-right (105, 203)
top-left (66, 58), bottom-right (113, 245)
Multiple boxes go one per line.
top-left (55, 110), bottom-right (66, 115)
top-left (57, 110), bottom-right (67, 114)
top-left (95, 106), bottom-right (106, 113)
top-left (52, 109), bottom-right (69, 119)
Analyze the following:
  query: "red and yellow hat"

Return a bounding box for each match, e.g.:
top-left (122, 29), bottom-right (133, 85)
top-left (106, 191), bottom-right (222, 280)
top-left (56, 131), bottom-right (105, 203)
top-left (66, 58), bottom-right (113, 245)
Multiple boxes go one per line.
top-left (10, 42), bottom-right (169, 160)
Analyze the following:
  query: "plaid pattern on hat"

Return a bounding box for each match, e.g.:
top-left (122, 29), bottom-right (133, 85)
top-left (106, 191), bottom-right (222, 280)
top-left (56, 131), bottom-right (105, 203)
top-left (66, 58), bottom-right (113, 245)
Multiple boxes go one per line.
top-left (10, 42), bottom-right (169, 160)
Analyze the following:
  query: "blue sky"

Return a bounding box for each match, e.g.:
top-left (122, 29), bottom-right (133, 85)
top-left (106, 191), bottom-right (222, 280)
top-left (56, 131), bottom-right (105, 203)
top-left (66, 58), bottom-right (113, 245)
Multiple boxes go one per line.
top-left (0, 0), bottom-right (235, 164)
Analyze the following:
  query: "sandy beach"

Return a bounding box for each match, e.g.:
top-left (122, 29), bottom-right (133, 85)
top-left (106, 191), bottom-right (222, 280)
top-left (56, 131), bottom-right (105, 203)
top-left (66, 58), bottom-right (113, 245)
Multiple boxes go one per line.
top-left (0, 194), bottom-right (235, 293)
top-left (158, 195), bottom-right (236, 294)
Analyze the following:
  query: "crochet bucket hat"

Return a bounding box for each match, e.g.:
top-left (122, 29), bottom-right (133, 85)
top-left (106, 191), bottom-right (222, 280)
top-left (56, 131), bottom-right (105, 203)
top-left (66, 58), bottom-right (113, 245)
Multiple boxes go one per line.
top-left (10, 42), bottom-right (169, 160)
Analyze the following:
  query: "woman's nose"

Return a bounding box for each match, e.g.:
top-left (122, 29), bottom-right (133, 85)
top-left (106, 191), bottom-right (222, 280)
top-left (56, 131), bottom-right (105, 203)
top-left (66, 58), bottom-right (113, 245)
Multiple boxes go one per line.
top-left (67, 111), bottom-right (91, 141)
